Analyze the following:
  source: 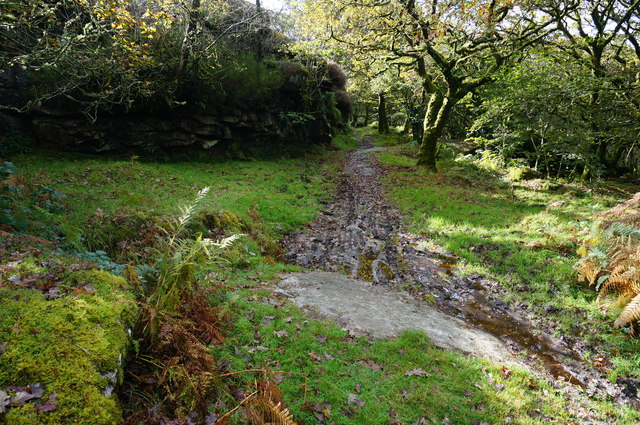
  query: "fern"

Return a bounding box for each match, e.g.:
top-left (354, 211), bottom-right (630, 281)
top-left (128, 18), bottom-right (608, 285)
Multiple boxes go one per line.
top-left (244, 375), bottom-right (298, 425)
top-left (614, 294), bottom-right (640, 331)
top-left (167, 186), bottom-right (210, 246)
top-left (575, 202), bottom-right (640, 333)
top-left (245, 398), bottom-right (297, 425)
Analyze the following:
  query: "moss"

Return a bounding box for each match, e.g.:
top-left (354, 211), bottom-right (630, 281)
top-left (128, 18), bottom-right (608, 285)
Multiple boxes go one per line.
top-left (195, 209), bottom-right (248, 234)
top-left (357, 255), bottom-right (374, 281)
top-left (0, 270), bottom-right (137, 425)
top-left (377, 261), bottom-right (394, 280)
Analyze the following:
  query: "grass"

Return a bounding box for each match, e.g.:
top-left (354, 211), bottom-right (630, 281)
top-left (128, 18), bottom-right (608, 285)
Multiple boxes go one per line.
top-left (209, 269), bottom-right (637, 424)
top-left (331, 132), bottom-right (360, 150)
top-left (375, 144), bottom-right (640, 388)
top-left (6, 140), bottom-right (640, 424)
top-left (13, 150), bottom-right (340, 237)
top-left (357, 125), bottom-right (412, 147)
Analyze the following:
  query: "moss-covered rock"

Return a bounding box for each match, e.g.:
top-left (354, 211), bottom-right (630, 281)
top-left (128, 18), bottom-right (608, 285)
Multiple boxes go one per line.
top-left (0, 270), bottom-right (136, 425)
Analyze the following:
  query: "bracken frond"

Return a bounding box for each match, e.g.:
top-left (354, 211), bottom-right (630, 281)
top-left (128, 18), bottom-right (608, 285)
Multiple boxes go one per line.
top-left (599, 266), bottom-right (640, 300)
top-left (240, 372), bottom-right (298, 425)
top-left (614, 294), bottom-right (640, 330)
top-left (576, 259), bottom-right (601, 286)
top-left (245, 398), bottom-right (297, 425)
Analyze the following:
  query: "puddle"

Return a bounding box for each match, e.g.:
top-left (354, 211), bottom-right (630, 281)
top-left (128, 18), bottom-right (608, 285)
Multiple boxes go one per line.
top-left (454, 299), bottom-right (585, 387)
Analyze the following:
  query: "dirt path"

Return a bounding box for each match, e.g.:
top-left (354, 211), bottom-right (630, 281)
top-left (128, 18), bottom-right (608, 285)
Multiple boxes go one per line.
top-left (281, 134), bottom-right (637, 412)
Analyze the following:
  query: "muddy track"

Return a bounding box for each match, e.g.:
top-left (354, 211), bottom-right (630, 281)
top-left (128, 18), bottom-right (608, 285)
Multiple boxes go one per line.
top-left (282, 135), bottom-right (640, 414)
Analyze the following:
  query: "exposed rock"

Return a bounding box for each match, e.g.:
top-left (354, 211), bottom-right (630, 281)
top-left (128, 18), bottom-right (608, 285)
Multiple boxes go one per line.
top-left (277, 272), bottom-right (520, 366)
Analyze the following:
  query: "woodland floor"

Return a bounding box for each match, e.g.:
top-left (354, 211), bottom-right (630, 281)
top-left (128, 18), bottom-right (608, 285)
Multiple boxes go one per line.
top-left (278, 133), bottom-right (640, 423)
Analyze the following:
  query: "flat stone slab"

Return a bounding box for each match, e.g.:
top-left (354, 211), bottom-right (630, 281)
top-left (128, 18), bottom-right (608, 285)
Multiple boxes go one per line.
top-left (277, 272), bottom-right (519, 365)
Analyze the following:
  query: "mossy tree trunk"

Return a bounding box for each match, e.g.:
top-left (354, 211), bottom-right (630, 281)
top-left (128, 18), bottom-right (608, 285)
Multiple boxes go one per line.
top-left (416, 93), bottom-right (454, 170)
top-left (378, 92), bottom-right (389, 134)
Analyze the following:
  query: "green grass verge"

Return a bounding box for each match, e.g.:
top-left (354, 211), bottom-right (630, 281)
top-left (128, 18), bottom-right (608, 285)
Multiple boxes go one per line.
top-left (357, 125), bottom-right (412, 147)
top-left (209, 270), bottom-right (636, 424)
top-left (375, 145), bottom-right (640, 387)
top-left (14, 150), bottom-right (340, 238)
top-left (331, 132), bottom-right (360, 150)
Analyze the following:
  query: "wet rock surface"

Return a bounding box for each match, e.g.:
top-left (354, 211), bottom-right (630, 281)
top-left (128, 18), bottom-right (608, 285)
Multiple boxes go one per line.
top-left (277, 272), bottom-right (519, 366)
top-left (281, 134), bottom-right (639, 412)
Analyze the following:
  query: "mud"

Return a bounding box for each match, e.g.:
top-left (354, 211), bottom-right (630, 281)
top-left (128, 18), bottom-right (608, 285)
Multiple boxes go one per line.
top-left (281, 134), bottom-right (638, 408)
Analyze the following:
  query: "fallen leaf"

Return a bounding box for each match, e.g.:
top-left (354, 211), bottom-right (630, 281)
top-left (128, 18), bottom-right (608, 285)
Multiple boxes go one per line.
top-left (37, 391), bottom-right (57, 413)
top-left (495, 383), bottom-right (505, 391)
top-left (284, 316), bottom-right (294, 323)
top-left (355, 383), bottom-right (361, 394)
top-left (0, 390), bottom-right (9, 413)
top-left (405, 368), bottom-right (430, 377)
top-left (47, 287), bottom-right (62, 299)
top-left (0, 342), bottom-right (7, 354)
top-left (316, 334), bottom-right (328, 343)
top-left (262, 315), bottom-right (275, 326)
top-left (360, 359), bottom-right (382, 372)
top-left (247, 346), bottom-right (268, 353)
top-left (10, 383), bottom-right (43, 406)
top-left (500, 366), bottom-right (513, 380)
top-left (347, 394), bottom-right (365, 408)
top-left (274, 330), bottom-right (289, 338)
top-left (204, 413), bottom-right (218, 425)
top-left (309, 351), bottom-right (323, 364)
top-left (464, 389), bottom-right (473, 396)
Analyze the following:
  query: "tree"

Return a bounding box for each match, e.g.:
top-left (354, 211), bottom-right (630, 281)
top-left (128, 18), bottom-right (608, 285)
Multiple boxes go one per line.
top-left (292, 0), bottom-right (556, 169)
top-left (541, 0), bottom-right (640, 173)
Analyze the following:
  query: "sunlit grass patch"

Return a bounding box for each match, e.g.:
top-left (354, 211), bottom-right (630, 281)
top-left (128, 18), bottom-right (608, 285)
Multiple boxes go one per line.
top-left (209, 271), bottom-right (637, 424)
top-left (14, 150), bottom-right (340, 237)
top-left (376, 146), bottom-right (640, 388)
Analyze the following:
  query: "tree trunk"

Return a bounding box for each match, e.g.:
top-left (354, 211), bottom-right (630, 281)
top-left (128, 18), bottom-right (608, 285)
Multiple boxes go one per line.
top-left (176, 0), bottom-right (201, 93)
top-left (416, 93), bottom-right (453, 170)
top-left (255, 0), bottom-right (264, 61)
top-left (401, 114), bottom-right (410, 134)
top-left (377, 93), bottom-right (389, 134)
top-left (364, 104), bottom-right (370, 127)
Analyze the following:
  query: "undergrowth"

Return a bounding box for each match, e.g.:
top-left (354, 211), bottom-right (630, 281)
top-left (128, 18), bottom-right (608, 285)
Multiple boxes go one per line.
top-left (375, 143), bottom-right (640, 388)
top-left (576, 193), bottom-right (640, 334)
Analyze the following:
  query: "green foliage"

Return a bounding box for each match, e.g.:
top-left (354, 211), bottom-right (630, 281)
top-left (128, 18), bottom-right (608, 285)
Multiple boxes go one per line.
top-left (331, 132), bottom-right (359, 150)
top-left (0, 131), bottom-right (33, 157)
top-left (0, 162), bottom-right (74, 242)
top-left (470, 49), bottom-right (637, 178)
